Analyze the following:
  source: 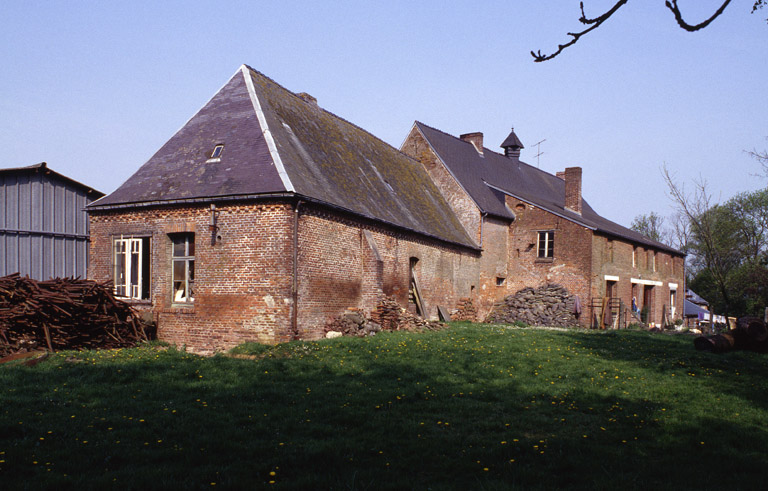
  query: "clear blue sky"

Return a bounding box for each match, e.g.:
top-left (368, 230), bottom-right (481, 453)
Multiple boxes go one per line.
top-left (2, 1), bottom-right (766, 228)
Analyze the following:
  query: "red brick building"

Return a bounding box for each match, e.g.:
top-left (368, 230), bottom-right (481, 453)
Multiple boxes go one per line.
top-left (401, 122), bottom-right (685, 328)
top-left (87, 66), bottom-right (481, 353)
top-left (88, 65), bottom-right (684, 352)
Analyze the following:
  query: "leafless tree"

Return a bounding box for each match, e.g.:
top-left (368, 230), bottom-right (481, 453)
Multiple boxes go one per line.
top-left (749, 139), bottom-right (768, 178)
top-left (533, 0), bottom-right (764, 62)
top-left (662, 165), bottom-right (734, 316)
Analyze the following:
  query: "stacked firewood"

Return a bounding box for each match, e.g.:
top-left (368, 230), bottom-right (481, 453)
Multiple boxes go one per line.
top-left (694, 317), bottom-right (768, 354)
top-left (0, 273), bottom-right (151, 357)
top-left (451, 298), bottom-right (477, 322)
top-left (369, 296), bottom-right (446, 332)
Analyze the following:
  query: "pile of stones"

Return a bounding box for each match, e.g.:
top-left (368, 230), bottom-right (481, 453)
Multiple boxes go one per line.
top-left (324, 297), bottom-right (446, 338)
top-left (324, 309), bottom-right (382, 338)
top-left (484, 284), bottom-right (579, 327)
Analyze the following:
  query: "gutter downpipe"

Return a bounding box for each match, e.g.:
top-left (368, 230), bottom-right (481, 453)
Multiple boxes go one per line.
top-left (292, 200), bottom-right (303, 340)
top-left (480, 213), bottom-right (487, 248)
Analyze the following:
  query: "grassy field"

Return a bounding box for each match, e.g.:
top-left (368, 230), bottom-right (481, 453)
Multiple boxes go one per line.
top-left (2, 323), bottom-right (768, 490)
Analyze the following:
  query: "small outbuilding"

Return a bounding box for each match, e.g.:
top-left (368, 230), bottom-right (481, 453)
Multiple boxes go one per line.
top-left (0, 162), bottom-right (104, 280)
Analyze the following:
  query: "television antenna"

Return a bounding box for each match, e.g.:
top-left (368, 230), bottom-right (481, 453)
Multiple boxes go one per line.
top-left (533, 139), bottom-right (546, 168)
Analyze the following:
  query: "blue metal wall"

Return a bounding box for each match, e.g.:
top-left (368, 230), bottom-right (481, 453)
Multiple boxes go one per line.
top-left (0, 167), bottom-right (100, 280)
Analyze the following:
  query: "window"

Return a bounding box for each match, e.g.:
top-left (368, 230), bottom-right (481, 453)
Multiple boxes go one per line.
top-left (632, 247), bottom-right (637, 268)
top-left (537, 231), bottom-right (554, 259)
top-left (171, 233), bottom-right (195, 303)
top-left (114, 236), bottom-right (150, 300)
top-left (211, 144), bottom-right (224, 159)
top-left (496, 277), bottom-right (506, 286)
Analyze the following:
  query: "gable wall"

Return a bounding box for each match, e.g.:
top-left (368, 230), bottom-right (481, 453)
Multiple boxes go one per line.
top-left (401, 127), bottom-right (481, 243)
top-left (505, 197), bottom-right (593, 323)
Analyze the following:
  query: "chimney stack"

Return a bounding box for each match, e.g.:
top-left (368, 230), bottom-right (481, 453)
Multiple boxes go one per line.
top-left (460, 132), bottom-right (484, 155)
top-left (556, 171), bottom-right (565, 180)
top-left (564, 167), bottom-right (582, 215)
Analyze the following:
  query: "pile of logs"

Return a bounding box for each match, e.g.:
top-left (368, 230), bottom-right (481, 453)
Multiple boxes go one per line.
top-left (694, 317), bottom-right (768, 354)
top-left (0, 274), bottom-right (152, 357)
top-left (484, 284), bottom-right (579, 327)
top-left (451, 298), bottom-right (477, 322)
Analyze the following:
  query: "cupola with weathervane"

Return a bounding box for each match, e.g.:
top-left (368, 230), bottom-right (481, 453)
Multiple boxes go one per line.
top-left (500, 128), bottom-right (524, 159)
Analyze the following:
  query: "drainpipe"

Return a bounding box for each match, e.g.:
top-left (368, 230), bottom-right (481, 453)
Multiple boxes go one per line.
top-left (479, 213), bottom-right (487, 248)
top-left (291, 200), bottom-right (302, 339)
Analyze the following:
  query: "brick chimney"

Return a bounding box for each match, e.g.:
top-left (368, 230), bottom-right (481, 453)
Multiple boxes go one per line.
top-left (556, 171), bottom-right (565, 180)
top-left (564, 166), bottom-right (582, 215)
top-left (460, 132), bottom-right (484, 155)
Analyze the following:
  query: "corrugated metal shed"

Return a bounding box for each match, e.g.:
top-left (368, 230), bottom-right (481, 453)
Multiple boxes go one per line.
top-left (0, 162), bottom-right (104, 279)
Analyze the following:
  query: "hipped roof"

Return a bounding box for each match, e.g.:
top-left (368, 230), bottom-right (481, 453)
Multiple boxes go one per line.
top-left (412, 122), bottom-right (683, 256)
top-left (90, 66), bottom-right (476, 249)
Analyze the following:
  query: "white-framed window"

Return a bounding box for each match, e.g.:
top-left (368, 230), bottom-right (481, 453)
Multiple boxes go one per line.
top-left (670, 288), bottom-right (677, 317)
top-left (171, 233), bottom-right (195, 304)
top-left (537, 231), bottom-right (554, 259)
top-left (113, 236), bottom-right (150, 300)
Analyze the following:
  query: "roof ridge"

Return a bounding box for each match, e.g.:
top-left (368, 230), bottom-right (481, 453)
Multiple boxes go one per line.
top-left (243, 65), bottom-right (406, 155)
top-left (416, 121), bottom-right (556, 177)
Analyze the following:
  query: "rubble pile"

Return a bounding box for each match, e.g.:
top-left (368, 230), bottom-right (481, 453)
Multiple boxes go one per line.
top-left (0, 273), bottom-right (152, 357)
top-left (451, 298), bottom-right (477, 322)
top-left (324, 309), bottom-right (382, 337)
top-left (484, 284), bottom-right (579, 327)
top-left (370, 297), bottom-right (446, 332)
top-left (325, 297), bottom-right (446, 338)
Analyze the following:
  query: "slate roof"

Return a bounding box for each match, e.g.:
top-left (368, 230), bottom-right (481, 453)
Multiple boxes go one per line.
top-left (686, 289), bottom-right (709, 306)
top-left (90, 65), bottom-right (476, 249)
top-left (412, 121), bottom-right (683, 255)
top-left (684, 298), bottom-right (709, 317)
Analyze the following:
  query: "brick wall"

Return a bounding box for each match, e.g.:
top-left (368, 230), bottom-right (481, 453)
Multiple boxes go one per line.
top-left (296, 206), bottom-right (481, 338)
top-left (505, 197), bottom-right (593, 324)
top-left (90, 200), bottom-right (484, 351)
top-left (89, 202), bottom-right (295, 353)
top-left (592, 235), bottom-right (685, 327)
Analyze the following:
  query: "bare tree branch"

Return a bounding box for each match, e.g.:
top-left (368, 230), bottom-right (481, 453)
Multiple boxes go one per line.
top-left (531, 0), bottom-right (629, 62)
top-left (665, 0), bottom-right (732, 32)
top-left (533, 0), bottom-right (758, 62)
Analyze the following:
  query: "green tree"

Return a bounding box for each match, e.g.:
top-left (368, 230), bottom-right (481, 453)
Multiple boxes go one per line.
top-left (630, 212), bottom-right (668, 244)
top-left (671, 179), bottom-right (768, 317)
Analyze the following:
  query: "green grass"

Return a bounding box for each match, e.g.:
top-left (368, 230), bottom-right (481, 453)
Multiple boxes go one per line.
top-left (2, 324), bottom-right (768, 490)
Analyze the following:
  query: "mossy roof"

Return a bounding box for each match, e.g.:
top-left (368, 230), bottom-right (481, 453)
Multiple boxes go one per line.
top-left (414, 122), bottom-right (683, 255)
top-left (90, 66), bottom-right (476, 249)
